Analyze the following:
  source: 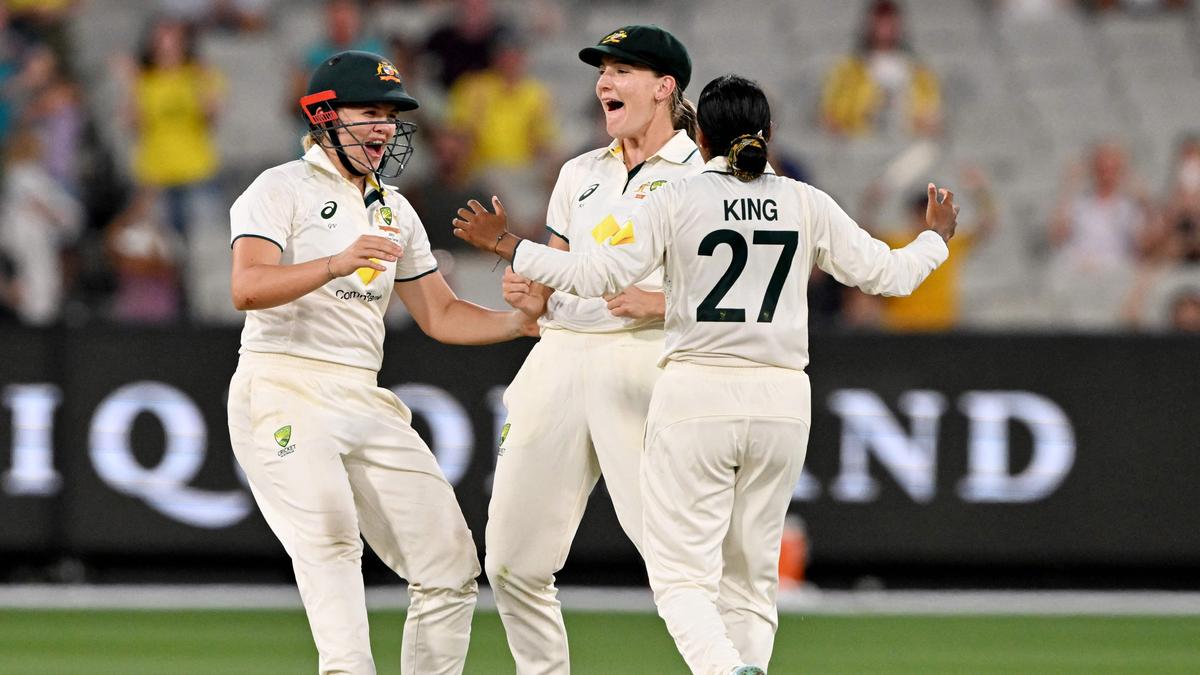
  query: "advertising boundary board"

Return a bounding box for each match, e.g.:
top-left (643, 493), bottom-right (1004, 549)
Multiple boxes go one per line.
top-left (1, 327), bottom-right (1197, 576)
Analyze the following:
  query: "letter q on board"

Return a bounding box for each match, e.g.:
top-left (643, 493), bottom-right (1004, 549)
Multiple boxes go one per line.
top-left (89, 381), bottom-right (251, 528)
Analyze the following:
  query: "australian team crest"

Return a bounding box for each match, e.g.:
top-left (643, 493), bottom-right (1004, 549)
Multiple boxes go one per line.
top-left (274, 425), bottom-right (296, 457)
top-left (601, 29), bottom-right (627, 44)
top-left (374, 205), bottom-right (401, 247)
top-left (633, 179), bottom-right (669, 200)
top-left (376, 60), bottom-right (402, 83)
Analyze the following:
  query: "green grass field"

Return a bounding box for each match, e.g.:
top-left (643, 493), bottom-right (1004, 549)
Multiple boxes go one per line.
top-left (1, 609), bottom-right (1198, 674)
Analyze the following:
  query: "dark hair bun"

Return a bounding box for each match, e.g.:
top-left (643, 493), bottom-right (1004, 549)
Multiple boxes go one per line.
top-left (728, 134), bottom-right (768, 182)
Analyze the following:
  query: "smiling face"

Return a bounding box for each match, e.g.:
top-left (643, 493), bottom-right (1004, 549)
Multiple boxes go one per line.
top-left (595, 56), bottom-right (673, 141)
top-left (325, 103), bottom-right (403, 178)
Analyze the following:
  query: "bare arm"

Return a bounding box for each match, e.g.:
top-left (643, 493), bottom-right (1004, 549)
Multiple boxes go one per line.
top-left (231, 235), bottom-right (402, 311)
top-left (395, 270), bottom-right (537, 344)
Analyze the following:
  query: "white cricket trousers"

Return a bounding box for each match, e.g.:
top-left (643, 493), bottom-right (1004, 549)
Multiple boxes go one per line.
top-left (642, 362), bottom-right (811, 675)
top-left (227, 352), bottom-right (480, 675)
top-left (484, 326), bottom-right (664, 675)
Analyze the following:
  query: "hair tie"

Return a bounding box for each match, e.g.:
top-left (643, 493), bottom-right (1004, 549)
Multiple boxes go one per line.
top-left (727, 133), bottom-right (767, 181)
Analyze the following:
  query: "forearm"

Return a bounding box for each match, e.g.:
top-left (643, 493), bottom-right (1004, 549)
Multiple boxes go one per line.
top-left (424, 300), bottom-right (533, 344)
top-left (232, 257), bottom-right (332, 310)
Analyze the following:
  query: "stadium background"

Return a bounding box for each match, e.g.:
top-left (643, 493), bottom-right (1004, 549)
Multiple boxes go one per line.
top-left (1, 0), bottom-right (1198, 672)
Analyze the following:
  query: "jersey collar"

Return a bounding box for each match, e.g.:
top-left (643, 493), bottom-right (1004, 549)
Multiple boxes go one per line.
top-left (303, 144), bottom-right (387, 201)
top-left (598, 129), bottom-right (700, 165)
top-left (703, 155), bottom-right (777, 175)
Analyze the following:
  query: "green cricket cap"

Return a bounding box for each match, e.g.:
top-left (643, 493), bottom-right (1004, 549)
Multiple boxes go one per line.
top-left (579, 24), bottom-right (691, 91)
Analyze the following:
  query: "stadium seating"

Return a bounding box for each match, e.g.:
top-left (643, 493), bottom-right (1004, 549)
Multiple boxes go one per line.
top-left (66, 0), bottom-right (1200, 328)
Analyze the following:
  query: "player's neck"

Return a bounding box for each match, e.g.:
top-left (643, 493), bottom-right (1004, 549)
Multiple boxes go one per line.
top-left (619, 121), bottom-right (675, 170)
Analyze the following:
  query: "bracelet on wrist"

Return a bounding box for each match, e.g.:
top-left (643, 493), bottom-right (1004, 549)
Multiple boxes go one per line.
top-left (493, 231), bottom-right (512, 254)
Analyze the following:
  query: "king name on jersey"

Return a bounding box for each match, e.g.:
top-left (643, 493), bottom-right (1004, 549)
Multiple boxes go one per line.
top-left (723, 198), bottom-right (778, 222)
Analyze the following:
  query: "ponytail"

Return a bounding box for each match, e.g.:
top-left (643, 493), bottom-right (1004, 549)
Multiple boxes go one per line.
top-left (728, 133), bottom-right (768, 182)
top-left (670, 87), bottom-right (698, 141)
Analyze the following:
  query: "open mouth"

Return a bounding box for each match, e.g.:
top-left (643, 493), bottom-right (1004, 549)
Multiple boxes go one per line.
top-left (363, 140), bottom-right (386, 162)
top-left (603, 99), bottom-right (625, 113)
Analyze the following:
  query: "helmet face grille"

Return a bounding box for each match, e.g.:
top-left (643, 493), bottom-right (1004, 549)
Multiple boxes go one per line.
top-left (379, 120), bottom-right (416, 179)
top-left (311, 115), bottom-right (418, 180)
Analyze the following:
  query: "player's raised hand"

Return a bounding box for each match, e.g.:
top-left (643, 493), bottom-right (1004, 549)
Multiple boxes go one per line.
top-left (925, 182), bottom-right (960, 243)
top-left (328, 235), bottom-right (403, 277)
top-left (452, 196), bottom-right (519, 257)
top-left (605, 286), bottom-right (665, 320)
top-left (502, 266), bottom-right (548, 320)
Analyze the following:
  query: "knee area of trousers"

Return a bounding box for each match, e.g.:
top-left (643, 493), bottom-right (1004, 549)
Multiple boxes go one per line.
top-left (293, 531), bottom-right (364, 566)
top-left (652, 580), bottom-right (721, 604)
top-left (413, 577), bottom-right (480, 605)
top-left (411, 543), bottom-right (480, 592)
top-left (484, 553), bottom-right (555, 591)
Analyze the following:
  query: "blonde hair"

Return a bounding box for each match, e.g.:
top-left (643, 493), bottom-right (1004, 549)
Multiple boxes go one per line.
top-left (671, 87), bottom-right (698, 140)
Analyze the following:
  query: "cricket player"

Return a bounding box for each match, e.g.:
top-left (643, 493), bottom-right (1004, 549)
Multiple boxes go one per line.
top-left (226, 50), bottom-right (535, 675)
top-left (453, 74), bottom-right (959, 675)
top-left (478, 24), bottom-right (703, 675)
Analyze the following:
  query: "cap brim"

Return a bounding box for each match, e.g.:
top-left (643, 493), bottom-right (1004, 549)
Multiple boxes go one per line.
top-left (579, 45), bottom-right (656, 71)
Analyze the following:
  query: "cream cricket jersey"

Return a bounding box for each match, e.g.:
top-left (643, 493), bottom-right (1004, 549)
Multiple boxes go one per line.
top-left (230, 144), bottom-right (437, 371)
top-left (515, 156), bottom-right (949, 371)
top-left (541, 129), bottom-right (703, 333)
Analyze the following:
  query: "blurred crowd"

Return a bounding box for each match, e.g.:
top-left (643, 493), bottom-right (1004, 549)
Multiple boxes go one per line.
top-left (0, 0), bottom-right (1195, 333)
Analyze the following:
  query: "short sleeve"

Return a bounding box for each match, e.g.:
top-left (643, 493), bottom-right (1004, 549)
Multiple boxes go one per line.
top-left (394, 199), bottom-right (439, 282)
top-left (230, 169), bottom-right (294, 250)
top-left (544, 161), bottom-right (573, 241)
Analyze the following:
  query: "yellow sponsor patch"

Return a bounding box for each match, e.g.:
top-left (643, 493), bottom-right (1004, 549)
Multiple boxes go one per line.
top-left (591, 214), bottom-right (620, 243)
top-left (356, 260), bottom-right (381, 285)
top-left (590, 215), bottom-right (636, 246)
top-left (609, 220), bottom-right (635, 246)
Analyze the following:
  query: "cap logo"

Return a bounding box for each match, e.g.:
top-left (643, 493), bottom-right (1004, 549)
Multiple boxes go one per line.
top-left (600, 29), bottom-right (627, 45)
top-left (376, 60), bottom-right (402, 83)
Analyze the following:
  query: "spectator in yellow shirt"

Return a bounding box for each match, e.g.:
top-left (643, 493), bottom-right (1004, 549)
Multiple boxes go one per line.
top-left (125, 16), bottom-right (224, 236)
top-left (446, 35), bottom-right (557, 239)
top-left (820, 0), bottom-right (942, 138)
top-left (447, 36), bottom-right (556, 173)
top-left (859, 167), bottom-right (996, 331)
